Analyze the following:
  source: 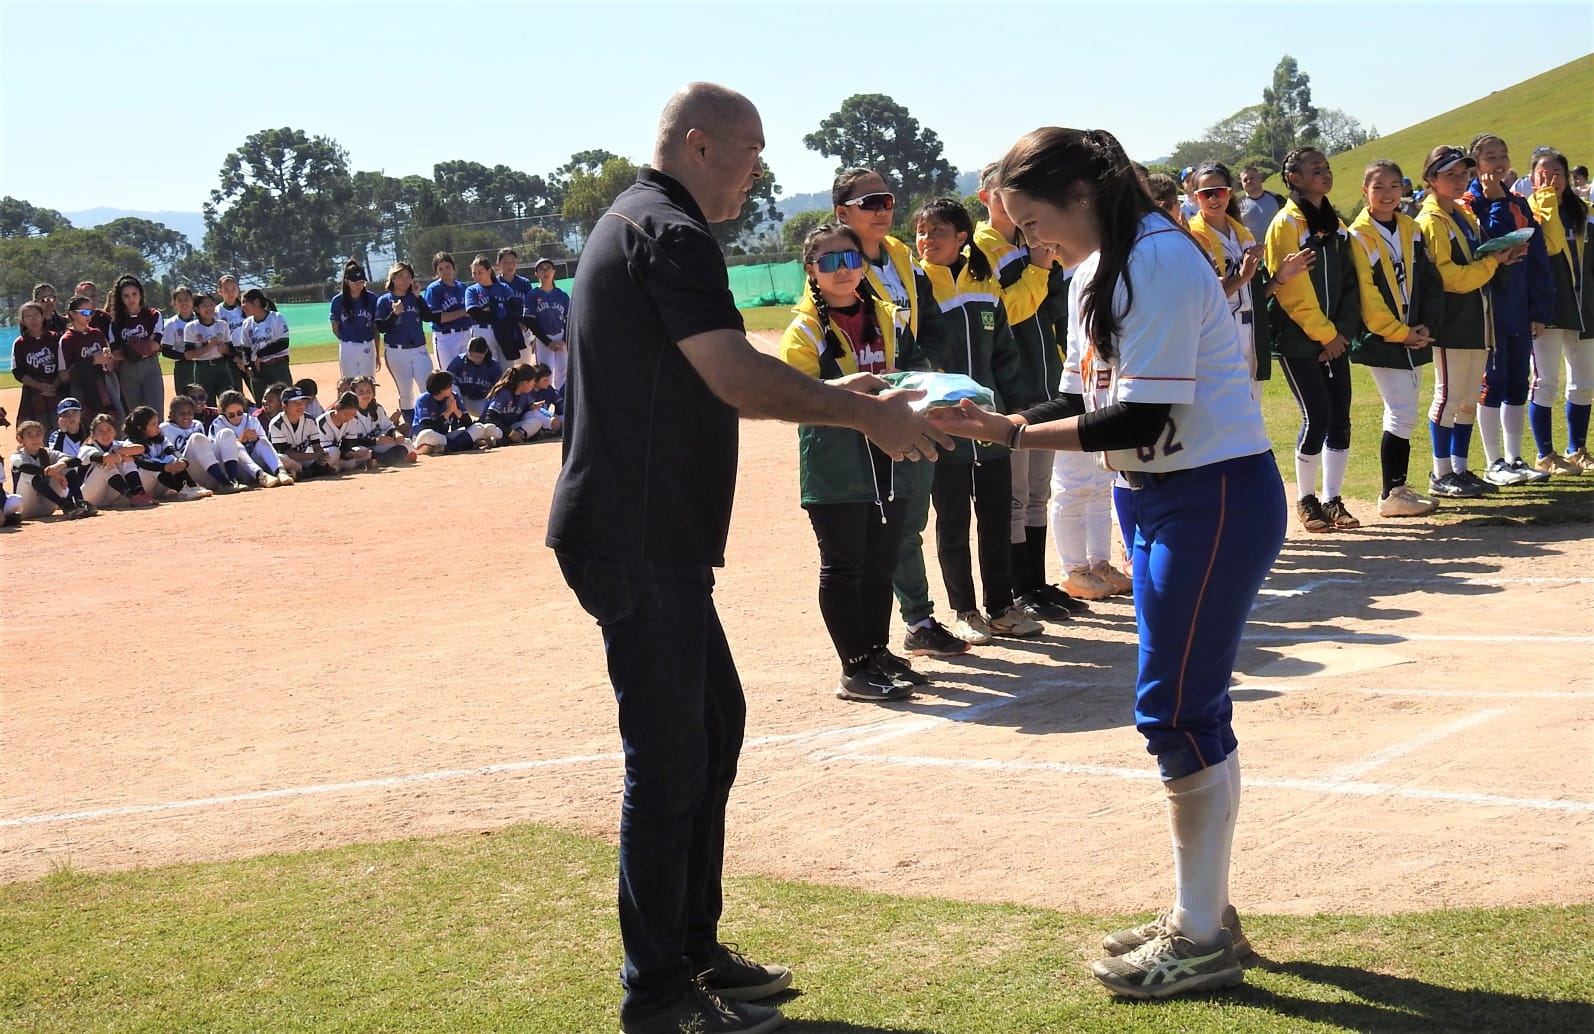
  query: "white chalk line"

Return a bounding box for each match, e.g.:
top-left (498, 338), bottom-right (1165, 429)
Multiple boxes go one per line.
top-left (821, 753), bottom-right (1594, 815)
top-left (1237, 684), bottom-right (1594, 701)
top-left (1252, 574), bottom-right (1594, 607)
top-left (1322, 709), bottom-right (1510, 782)
top-left (1246, 631), bottom-right (1594, 645)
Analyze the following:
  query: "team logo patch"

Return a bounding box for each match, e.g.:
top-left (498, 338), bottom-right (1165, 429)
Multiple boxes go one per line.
top-left (981, 311), bottom-right (995, 331)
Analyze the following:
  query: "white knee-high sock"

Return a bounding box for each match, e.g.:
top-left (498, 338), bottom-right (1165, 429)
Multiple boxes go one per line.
top-left (1501, 403), bottom-right (1526, 463)
top-left (1477, 405), bottom-right (1503, 466)
top-left (1294, 452), bottom-right (1322, 501)
top-left (1167, 757), bottom-right (1237, 945)
top-left (1322, 448), bottom-right (1350, 500)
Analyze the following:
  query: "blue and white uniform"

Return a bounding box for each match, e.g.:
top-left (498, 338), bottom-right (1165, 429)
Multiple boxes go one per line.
top-left (463, 278), bottom-right (518, 366)
top-left (445, 353), bottom-right (502, 418)
top-left (423, 276), bottom-right (472, 371)
top-left (485, 385), bottom-right (556, 439)
top-left (330, 289), bottom-right (380, 378)
top-left (413, 388), bottom-right (498, 452)
top-left (375, 289), bottom-right (434, 412)
top-left (501, 272), bottom-right (536, 363)
top-left (528, 282), bottom-right (571, 388)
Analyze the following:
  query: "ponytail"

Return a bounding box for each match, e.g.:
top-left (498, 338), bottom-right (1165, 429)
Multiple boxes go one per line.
top-left (1282, 147), bottom-right (1342, 237)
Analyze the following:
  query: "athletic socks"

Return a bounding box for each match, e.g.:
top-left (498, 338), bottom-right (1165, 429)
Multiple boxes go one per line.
top-left (224, 459), bottom-right (241, 484)
top-left (1025, 525), bottom-right (1049, 591)
top-left (205, 463), bottom-right (229, 487)
top-left (108, 473), bottom-right (130, 498)
top-left (1567, 402), bottom-right (1591, 454)
top-left (1477, 405), bottom-right (1503, 466)
top-left (30, 475), bottom-right (69, 509)
top-left (1501, 403), bottom-right (1526, 463)
top-left (1451, 421), bottom-right (1475, 473)
top-left (1528, 403), bottom-right (1555, 459)
top-left (1430, 421), bottom-right (1454, 477)
top-left (1379, 432), bottom-right (1409, 496)
top-left (1294, 451), bottom-right (1322, 501)
top-left (1167, 754), bottom-right (1239, 946)
top-left (1009, 543), bottom-right (1034, 596)
top-left (127, 472), bottom-right (146, 495)
top-left (1322, 447), bottom-right (1349, 501)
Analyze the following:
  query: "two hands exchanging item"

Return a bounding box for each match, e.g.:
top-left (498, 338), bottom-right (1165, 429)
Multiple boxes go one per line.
top-left (829, 371), bottom-right (1010, 460)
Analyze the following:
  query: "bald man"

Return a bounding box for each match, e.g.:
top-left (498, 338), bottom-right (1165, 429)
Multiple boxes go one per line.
top-left (548, 83), bottom-right (947, 1034)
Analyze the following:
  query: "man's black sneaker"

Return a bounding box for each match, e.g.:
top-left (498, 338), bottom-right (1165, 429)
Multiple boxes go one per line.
top-left (1013, 591), bottom-right (1074, 622)
top-left (836, 666), bottom-right (913, 703)
top-left (1035, 583), bottom-right (1089, 614)
top-left (902, 619), bottom-right (970, 657)
top-left (695, 944), bottom-right (794, 1001)
top-left (619, 980), bottom-right (784, 1034)
top-left (871, 648), bottom-right (930, 685)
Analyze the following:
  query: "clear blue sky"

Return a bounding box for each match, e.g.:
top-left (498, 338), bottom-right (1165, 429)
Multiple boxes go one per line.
top-left (1, 0), bottom-right (1589, 216)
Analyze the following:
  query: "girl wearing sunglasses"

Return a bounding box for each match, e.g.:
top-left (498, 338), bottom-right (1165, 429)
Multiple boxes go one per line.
top-left (210, 389), bottom-right (291, 486)
top-left (913, 197), bottom-right (1043, 645)
top-left (1264, 146), bottom-right (1363, 532)
top-left (779, 223), bottom-right (920, 703)
top-left (832, 169), bottom-right (966, 660)
top-left (1186, 163), bottom-right (1310, 399)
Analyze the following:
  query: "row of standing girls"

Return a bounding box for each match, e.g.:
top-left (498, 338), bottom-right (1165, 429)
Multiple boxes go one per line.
top-left (1253, 136), bottom-right (1592, 531)
top-left (327, 249), bottom-right (570, 427)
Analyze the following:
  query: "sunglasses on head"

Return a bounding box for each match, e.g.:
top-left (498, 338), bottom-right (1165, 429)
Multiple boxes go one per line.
top-left (841, 192), bottom-right (895, 212)
top-left (1195, 186), bottom-right (1231, 199)
top-left (813, 250), bottom-right (865, 274)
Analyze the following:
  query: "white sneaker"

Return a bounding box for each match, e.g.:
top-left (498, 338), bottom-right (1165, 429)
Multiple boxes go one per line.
top-left (952, 610), bottom-right (993, 645)
top-left (1507, 458), bottom-right (1550, 483)
top-left (257, 471), bottom-right (276, 488)
top-left (987, 605), bottom-right (1044, 638)
top-left (1484, 458), bottom-right (1528, 486)
top-left (175, 485), bottom-right (209, 501)
top-left (1377, 484), bottom-right (1438, 517)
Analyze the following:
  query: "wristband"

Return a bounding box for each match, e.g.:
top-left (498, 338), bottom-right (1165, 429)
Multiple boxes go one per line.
top-left (1006, 421), bottom-right (1025, 450)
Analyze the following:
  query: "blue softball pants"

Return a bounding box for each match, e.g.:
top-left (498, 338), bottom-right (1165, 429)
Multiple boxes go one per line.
top-left (1128, 451), bottom-right (1286, 780)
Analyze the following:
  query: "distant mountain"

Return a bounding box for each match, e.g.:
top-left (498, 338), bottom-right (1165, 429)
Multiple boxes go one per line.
top-left (62, 208), bottom-right (206, 247)
top-left (776, 170), bottom-right (981, 218)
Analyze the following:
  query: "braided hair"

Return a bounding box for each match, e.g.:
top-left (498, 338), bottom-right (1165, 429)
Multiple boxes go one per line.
top-left (802, 223), bottom-right (872, 367)
top-left (912, 197), bottom-right (992, 280)
top-left (1282, 147), bottom-right (1342, 237)
top-left (994, 127), bottom-right (1157, 361)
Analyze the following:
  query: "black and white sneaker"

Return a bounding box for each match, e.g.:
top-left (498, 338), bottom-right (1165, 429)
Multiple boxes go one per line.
top-left (1036, 583), bottom-right (1089, 614)
top-left (836, 666), bottom-right (914, 703)
top-left (902, 619), bottom-right (970, 657)
top-left (1428, 472), bottom-right (1481, 499)
top-left (1013, 591), bottom-right (1074, 623)
top-left (871, 648), bottom-right (930, 685)
top-left (1507, 458), bottom-right (1551, 483)
top-left (694, 943), bottom-right (794, 1002)
top-left (619, 980), bottom-right (784, 1034)
top-left (1452, 468), bottom-right (1497, 494)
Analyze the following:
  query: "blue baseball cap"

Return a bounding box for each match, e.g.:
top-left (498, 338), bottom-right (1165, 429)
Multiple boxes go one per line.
top-left (281, 387), bottom-right (311, 403)
top-left (56, 397), bottom-right (82, 415)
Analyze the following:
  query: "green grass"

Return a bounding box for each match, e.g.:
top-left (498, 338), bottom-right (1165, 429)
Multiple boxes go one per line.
top-left (3, 824), bottom-right (1589, 1033)
top-left (1321, 54), bottom-right (1594, 213)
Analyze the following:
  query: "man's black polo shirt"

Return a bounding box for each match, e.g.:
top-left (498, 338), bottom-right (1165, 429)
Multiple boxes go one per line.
top-left (546, 168), bottom-right (745, 567)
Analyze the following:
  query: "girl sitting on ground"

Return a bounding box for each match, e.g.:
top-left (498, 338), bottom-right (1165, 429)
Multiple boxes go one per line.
top-left (78, 413), bottom-right (152, 508)
top-left (126, 405), bottom-right (211, 501)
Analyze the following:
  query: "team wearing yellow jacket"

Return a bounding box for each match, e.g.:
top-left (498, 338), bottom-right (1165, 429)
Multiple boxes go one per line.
top-left (1187, 209), bottom-right (1275, 380)
top-left (1263, 198), bottom-right (1361, 358)
top-left (1348, 208), bottom-right (1444, 369)
top-left (974, 221), bottom-right (1064, 402)
top-left (1415, 193), bottom-right (1499, 351)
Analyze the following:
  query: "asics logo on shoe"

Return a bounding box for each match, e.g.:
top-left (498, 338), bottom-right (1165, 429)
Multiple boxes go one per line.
top-left (1145, 948), bottom-right (1228, 984)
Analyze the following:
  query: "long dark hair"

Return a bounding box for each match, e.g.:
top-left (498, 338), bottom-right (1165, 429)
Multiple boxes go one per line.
top-left (1193, 162), bottom-right (1242, 222)
top-left (1282, 146), bottom-right (1342, 236)
top-left (123, 405), bottom-right (159, 442)
top-left (831, 167), bottom-right (879, 207)
top-left (108, 274), bottom-right (145, 328)
top-left (912, 198), bottom-right (992, 281)
top-left (801, 223), bottom-right (869, 351)
top-left (339, 259), bottom-right (367, 318)
top-left (1533, 148), bottom-right (1588, 243)
top-left (486, 362), bottom-right (541, 399)
top-left (996, 127), bottom-right (1159, 361)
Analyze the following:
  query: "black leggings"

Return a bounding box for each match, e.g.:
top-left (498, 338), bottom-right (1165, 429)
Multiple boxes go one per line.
top-left (931, 456), bottom-right (1014, 615)
top-left (1278, 353), bottom-right (1352, 455)
top-left (806, 493), bottom-right (908, 673)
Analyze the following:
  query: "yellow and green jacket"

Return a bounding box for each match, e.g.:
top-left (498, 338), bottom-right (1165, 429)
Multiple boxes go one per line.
top-left (858, 234), bottom-right (943, 371)
top-left (1187, 210), bottom-right (1275, 380)
top-left (1348, 208), bottom-right (1442, 369)
top-left (1262, 198), bottom-right (1361, 359)
top-left (1526, 187), bottom-right (1589, 334)
top-left (1415, 194), bottom-right (1497, 351)
top-left (780, 291), bottom-right (909, 507)
top-left (974, 221), bottom-right (1064, 402)
top-left (921, 247), bottom-right (1032, 463)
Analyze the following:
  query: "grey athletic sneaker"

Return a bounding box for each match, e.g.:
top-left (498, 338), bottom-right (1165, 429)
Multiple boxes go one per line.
top-left (619, 980), bottom-right (784, 1034)
top-left (694, 943), bottom-right (794, 1002)
top-left (1101, 904), bottom-right (1251, 959)
top-left (1091, 928), bottom-right (1244, 999)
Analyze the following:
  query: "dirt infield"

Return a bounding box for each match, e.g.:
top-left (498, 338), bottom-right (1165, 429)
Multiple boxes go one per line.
top-left (3, 358), bottom-right (1591, 917)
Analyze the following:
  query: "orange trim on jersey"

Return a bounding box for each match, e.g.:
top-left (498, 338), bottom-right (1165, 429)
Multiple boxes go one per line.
top-left (1172, 472), bottom-right (1228, 729)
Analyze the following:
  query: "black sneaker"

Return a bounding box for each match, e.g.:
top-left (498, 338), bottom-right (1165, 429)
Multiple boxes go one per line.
top-left (836, 666), bottom-right (913, 703)
top-left (1454, 468), bottom-right (1498, 494)
top-left (619, 981), bottom-right (784, 1034)
top-left (902, 619), bottom-right (970, 657)
top-left (1428, 472), bottom-right (1481, 499)
top-left (871, 648), bottom-right (930, 686)
top-left (1036, 583), bottom-right (1089, 614)
top-left (1321, 496), bottom-right (1361, 530)
top-left (695, 943), bottom-right (794, 1001)
top-left (1297, 494), bottom-right (1329, 532)
top-left (1013, 591), bottom-right (1074, 622)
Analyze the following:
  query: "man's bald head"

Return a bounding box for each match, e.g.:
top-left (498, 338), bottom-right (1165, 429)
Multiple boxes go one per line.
top-left (654, 82), bottom-right (759, 163)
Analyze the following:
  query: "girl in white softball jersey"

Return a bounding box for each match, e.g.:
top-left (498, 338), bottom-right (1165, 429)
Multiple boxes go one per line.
top-left (125, 406), bottom-right (211, 501)
top-left (350, 376), bottom-right (417, 465)
top-left (161, 395), bottom-right (251, 492)
top-left (77, 413), bottom-right (152, 508)
top-left (211, 390), bottom-right (289, 487)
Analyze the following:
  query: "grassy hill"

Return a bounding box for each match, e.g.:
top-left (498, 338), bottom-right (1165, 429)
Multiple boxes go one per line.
top-left (1316, 54), bottom-right (1593, 212)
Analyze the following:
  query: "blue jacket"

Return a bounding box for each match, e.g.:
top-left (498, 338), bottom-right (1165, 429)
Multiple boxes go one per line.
top-left (1460, 181), bottom-right (1554, 335)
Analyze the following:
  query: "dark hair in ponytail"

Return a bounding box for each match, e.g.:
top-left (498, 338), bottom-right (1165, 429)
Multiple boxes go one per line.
top-left (801, 222), bottom-right (866, 350)
top-left (995, 127), bottom-right (1157, 361)
top-left (1532, 148), bottom-right (1588, 243)
top-left (1192, 162), bottom-right (1243, 222)
top-left (1282, 147), bottom-right (1341, 236)
top-left (339, 258), bottom-right (367, 318)
top-left (831, 167), bottom-right (880, 207)
top-left (912, 197), bottom-right (992, 280)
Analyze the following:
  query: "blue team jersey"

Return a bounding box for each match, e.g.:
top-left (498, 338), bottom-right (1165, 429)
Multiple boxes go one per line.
top-left (463, 280), bottom-right (515, 329)
top-left (527, 385), bottom-right (564, 415)
top-left (447, 353), bottom-right (502, 400)
top-left (502, 273), bottom-right (534, 313)
top-left (528, 286), bottom-right (569, 339)
top-left (414, 388), bottom-right (469, 431)
top-left (423, 278), bottom-right (469, 333)
top-left (329, 290), bottom-right (379, 343)
top-left (375, 290), bottom-right (427, 347)
top-left (486, 386), bottom-right (531, 420)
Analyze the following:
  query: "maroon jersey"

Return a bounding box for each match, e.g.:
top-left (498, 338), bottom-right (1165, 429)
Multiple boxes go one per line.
top-left (111, 307), bottom-right (164, 360)
top-left (59, 327), bottom-right (110, 371)
top-left (11, 331), bottom-right (64, 384)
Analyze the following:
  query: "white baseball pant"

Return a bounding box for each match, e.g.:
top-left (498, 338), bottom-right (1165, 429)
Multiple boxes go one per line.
top-left (434, 329), bottom-right (471, 372)
top-left (1050, 448), bottom-right (1114, 569)
top-left (1532, 328), bottom-right (1594, 407)
top-left (1368, 366), bottom-right (1422, 438)
top-left (536, 338), bottom-right (569, 389)
top-left (339, 339), bottom-right (377, 379)
top-left (386, 345), bottom-right (434, 411)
